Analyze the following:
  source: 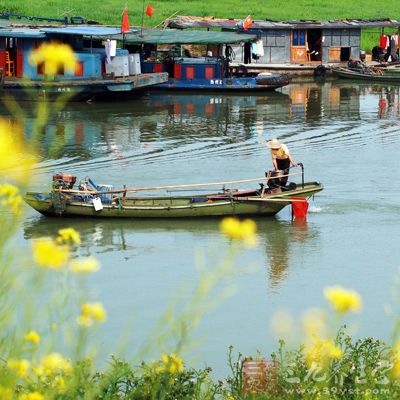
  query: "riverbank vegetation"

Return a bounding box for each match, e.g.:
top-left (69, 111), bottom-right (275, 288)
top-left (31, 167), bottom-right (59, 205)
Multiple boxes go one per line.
top-left (2, 1), bottom-right (399, 51)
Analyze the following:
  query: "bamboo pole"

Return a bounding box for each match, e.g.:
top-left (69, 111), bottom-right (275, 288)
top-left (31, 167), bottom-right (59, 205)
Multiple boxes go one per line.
top-left (56, 171), bottom-right (302, 195)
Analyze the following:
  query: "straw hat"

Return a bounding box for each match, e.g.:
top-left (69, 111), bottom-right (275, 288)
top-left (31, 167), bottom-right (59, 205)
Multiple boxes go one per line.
top-left (267, 138), bottom-right (282, 149)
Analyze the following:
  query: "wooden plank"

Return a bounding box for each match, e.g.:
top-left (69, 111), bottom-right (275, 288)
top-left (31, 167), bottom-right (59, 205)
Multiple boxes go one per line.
top-left (329, 47), bottom-right (341, 62)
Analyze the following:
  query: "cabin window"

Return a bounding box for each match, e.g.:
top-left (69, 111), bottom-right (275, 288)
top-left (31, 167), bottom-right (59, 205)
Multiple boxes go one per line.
top-left (74, 61), bottom-right (84, 76)
top-left (37, 62), bottom-right (45, 75)
top-left (292, 30), bottom-right (306, 46)
top-left (174, 64), bottom-right (182, 79)
top-left (56, 64), bottom-right (64, 76)
top-left (186, 103), bottom-right (195, 114)
top-left (205, 66), bottom-right (214, 79)
top-left (154, 63), bottom-right (163, 73)
top-left (186, 66), bottom-right (195, 79)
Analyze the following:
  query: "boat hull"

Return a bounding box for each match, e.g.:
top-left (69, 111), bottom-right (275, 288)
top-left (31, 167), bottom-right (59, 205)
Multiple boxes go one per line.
top-left (1, 73), bottom-right (168, 101)
top-left (24, 182), bottom-right (322, 218)
top-left (147, 74), bottom-right (292, 92)
top-left (331, 66), bottom-right (400, 82)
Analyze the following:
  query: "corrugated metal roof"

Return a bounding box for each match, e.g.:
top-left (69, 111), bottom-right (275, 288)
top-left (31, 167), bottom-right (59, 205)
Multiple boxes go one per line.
top-left (41, 26), bottom-right (132, 36)
top-left (111, 29), bottom-right (256, 44)
top-left (166, 16), bottom-right (400, 30)
top-left (0, 27), bottom-right (45, 38)
top-left (0, 24), bottom-right (138, 38)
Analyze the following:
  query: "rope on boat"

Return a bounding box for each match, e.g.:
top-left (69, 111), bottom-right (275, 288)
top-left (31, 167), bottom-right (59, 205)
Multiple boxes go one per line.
top-left (56, 171), bottom-right (303, 196)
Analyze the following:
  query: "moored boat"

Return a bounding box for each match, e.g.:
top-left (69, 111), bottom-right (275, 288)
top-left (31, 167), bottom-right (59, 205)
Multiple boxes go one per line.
top-left (331, 65), bottom-right (400, 82)
top-left (119, 29), bottom-right (292, 92)
top-left (24, 168), bottom-right (322, 218)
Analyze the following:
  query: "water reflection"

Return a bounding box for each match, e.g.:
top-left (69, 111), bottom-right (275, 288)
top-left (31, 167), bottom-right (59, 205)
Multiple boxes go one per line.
top-left (256, 217), bottom-right (319, 289)
top-left (376, 86), bottom-right (400, 118)
top-left (24, 215), bottom-right (320, 290)
top-left (1, 82), bottom-right (395, 170)
top-left (284, 82), bottom-right (361, 122)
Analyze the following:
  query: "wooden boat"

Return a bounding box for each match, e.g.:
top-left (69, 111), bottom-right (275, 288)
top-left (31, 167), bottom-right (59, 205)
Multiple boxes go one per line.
top-left (331, 65), bottom-right (400, 82)
top-left (24, 168), bottom-right (323, 218)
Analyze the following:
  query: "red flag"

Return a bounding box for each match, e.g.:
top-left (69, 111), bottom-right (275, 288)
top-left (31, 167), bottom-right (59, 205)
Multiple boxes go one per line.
top-left (121, 7), bottom-right (130, 33)
top-left (243, 15), bottom-right (252, 30)
top-left (146, 5), bottom-right (155, 17)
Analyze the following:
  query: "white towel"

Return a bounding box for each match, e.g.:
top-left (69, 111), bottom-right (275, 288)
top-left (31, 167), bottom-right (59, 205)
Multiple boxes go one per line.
top-left (110, 40), bottom-right (117, 57)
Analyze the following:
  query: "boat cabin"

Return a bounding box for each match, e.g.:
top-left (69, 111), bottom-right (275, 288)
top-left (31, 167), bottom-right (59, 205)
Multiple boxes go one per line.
top-left (0, 25), bottom-right (127, 79)
top-left (166, 17), bottom-right (400, 65)
top-left (112, 29), bottom-right (256, 82)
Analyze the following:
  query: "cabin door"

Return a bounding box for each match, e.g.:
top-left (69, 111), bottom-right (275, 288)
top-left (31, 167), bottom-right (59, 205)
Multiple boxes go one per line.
top-left (290, 30), bottom-right (308, 63)
top-left (16, 39), bottom-right (24, 78)
top-left (307, 29), bottom-right (322, 62)
top-left (0, 39), bottom-right (6, 74)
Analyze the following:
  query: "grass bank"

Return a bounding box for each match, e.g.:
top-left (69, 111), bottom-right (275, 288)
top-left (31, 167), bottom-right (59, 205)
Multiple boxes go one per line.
top-left (1, 1), bottom-right (400, 51)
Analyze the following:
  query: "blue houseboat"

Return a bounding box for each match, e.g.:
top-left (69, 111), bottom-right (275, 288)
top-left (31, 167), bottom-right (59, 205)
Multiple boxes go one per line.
top-left (0, 22), bottom-right (168, 100)
top-left (110, 29), bottom-right (292, 91)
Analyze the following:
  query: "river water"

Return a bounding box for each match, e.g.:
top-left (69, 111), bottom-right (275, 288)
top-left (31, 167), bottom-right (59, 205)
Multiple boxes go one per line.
top-left (4, 80), bottom-right (400, 376)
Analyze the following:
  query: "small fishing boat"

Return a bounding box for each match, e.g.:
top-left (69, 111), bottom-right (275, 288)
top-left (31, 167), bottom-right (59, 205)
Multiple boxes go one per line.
top-left (24, 166), bottom-right (322, 218)
top-left (331, 65), bottom-right (400, 82)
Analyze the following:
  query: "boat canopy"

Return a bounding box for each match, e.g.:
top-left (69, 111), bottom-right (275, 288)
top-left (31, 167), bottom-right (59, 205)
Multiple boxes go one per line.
top-left (110, 29), bottom-right (256, 44)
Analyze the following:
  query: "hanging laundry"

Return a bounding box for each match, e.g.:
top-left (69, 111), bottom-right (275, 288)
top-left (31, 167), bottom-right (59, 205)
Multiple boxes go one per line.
top-left (105, 39), bottom-right (112, 64)
top-left (256, 39), bottom-right (264, 57)
top-left (380, 35), bottom-right (388, 49)
top-left (391, 35), bottom-right (398, 59)
top-left (110, 40), bottom-right (117, 57)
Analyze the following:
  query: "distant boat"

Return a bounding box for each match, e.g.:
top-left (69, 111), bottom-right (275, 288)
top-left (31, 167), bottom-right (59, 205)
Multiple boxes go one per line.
top-left (0, 23), bottom-right (167, 101)
top-left (331, 65), bottom-right (400, 82)
top-left (24, 169), bottom-right (322, 218)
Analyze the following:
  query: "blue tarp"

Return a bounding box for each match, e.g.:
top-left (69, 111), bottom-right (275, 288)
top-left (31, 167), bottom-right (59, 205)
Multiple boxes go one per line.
top-left (42, 26), bottom-right (137, 37)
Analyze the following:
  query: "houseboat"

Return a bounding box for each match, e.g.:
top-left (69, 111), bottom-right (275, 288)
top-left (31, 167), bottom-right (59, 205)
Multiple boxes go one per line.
top-left (0, 21), bottom-right (168, 100)
top-left (165, 16), bottom-right (400, 76)
top-left (108, 29), bottom-right (292, 91)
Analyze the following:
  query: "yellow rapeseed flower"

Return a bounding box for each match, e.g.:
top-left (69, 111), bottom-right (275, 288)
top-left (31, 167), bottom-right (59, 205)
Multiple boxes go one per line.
top-left (0, 183), bottom-right (23, 215)
top-left (304, 338), bottom-right (343, 367)
top-left (391, 341), bottom-right (400, 379)
top-left (0, 386), bottom-right (13, 400)
top-left (220, 217), bottom-right (258, 247)
top-left (32, 238), bottom-right (69, 269)
top-left (29, 42), bottom-right (76, 76)
top-left (24, 330), bottom-right (41, 344)
top-left (7, 358), bottom-right (30, 378)
top-left (324, 286), bottom-right (362, 313)
top-left (18, 392), bottom-right (44, 400)
top-left (77, 302), bottom-right (107, 326)
top-left (392, 356), bottom-right (400, 379)
top-left (0, 120), bottom-right (36, 183)
top-left (56, 227), bottom-right (81, 245)
top-left (70, 256), bottom-right (100, 274)
top-left (38, 353), bottom-right (72, 376)
top-left (161, 353), bottom-right (184, 374)
top-left (53, 375), bottom-right (66, 392)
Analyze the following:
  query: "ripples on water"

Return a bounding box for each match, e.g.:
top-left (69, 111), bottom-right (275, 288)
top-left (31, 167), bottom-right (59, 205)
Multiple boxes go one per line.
top-left (3, 80), bottom-right (400, 375)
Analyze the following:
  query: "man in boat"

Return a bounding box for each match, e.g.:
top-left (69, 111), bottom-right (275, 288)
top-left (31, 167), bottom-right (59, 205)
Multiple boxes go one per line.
top-left (267, 138), bottom-right (297, 187)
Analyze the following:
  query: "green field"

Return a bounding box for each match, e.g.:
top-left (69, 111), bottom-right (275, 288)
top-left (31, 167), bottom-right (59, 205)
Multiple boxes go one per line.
top-left (2, 0), bottom-right (400, 51)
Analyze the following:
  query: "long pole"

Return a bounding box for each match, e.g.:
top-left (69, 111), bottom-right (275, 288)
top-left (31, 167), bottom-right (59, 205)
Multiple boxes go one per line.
top-left (140, 0), bottom-right (145, 36)
top-left (56, 171), bottom-right (303, 195)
